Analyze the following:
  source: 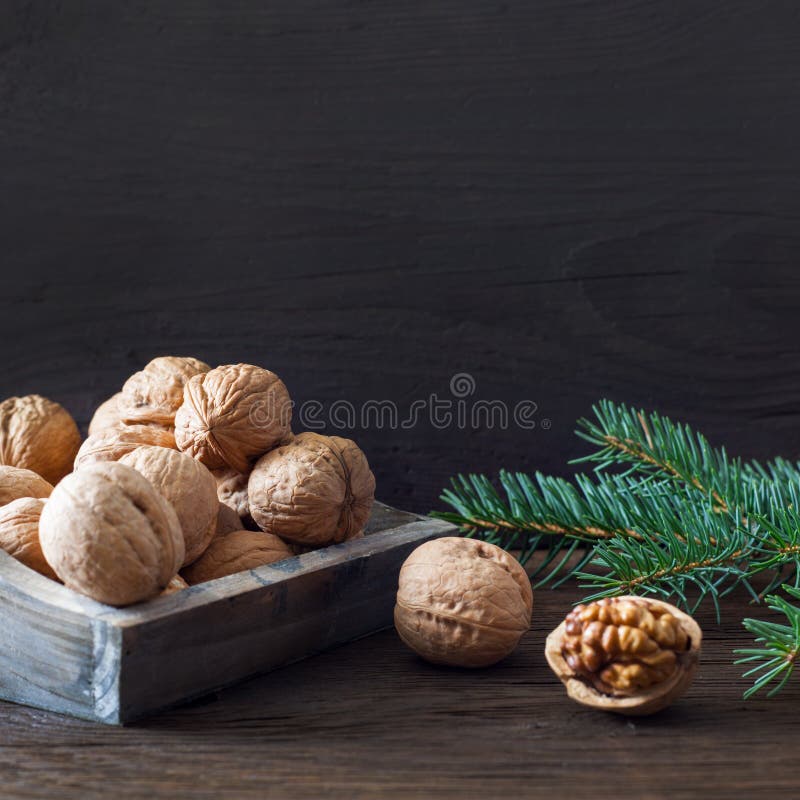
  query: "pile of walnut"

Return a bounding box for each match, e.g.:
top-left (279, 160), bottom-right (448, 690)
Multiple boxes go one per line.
top-left (0, 357), bottom-right (375, 607)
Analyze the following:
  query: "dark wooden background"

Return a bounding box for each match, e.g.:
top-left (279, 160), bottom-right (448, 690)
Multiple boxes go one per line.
top-left (3, 0), bottom-right (800, 516)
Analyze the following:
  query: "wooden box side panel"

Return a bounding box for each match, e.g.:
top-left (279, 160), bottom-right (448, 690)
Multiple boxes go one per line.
top-left (0, 562), bottom-right (119, 722)
top-left (115, 518), bottom-right (454, 723)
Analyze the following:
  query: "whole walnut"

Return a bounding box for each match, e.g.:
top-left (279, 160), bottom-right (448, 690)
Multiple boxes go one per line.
top-left (119, 356), bottom-right (211, 427)
top-left (88, 393), bottom-right (125, 436)
top-left (74, 424), bottom-right (177, 469)
top-left (175, 364), bottom-right (292, 473)
top-left (181, 530), bottom-right (293, 585)
top-left (248, 432), bottom-right (375, 547)
top-left (545, 596), bottom-right (702, 716)
top-left (0, 465), bottom-right (53, 506)
top-left (394, 537), bottom-right (533, 668)
top-left (0, 395), bottom-right (81, 485)
top-left (215, 502), bottom-right (243, 537)
top-left (119, 445), bottom-right (218, 566)
top-left (39, 462), bottom-right (185, 606)
top-left (0, 497), bottom-right (58, 581)
top-left (213, 468), bottom-right (256, 529)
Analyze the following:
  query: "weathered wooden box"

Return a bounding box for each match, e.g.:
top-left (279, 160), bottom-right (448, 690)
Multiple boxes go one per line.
top-left (0, 503), bottom-right (455, 724)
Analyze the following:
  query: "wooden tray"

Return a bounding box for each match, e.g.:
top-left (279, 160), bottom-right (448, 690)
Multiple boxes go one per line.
top-left (0, 502), bottom-right (456, 724)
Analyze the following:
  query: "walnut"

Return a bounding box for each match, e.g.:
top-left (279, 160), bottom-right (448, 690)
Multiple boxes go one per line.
top-left (119, 356), bottom-right (211, 427)
top-left (545, 596), bottom-right (702, 715)
top-left (0, 395), bottom-right (81, 484)
top-left (248, 432), bottom-right (375, 547)
top-left (175, 364), bottom-right (292, 473)
top-left (74, 424), bottom-right (177, 469)
top-left (215, 502), bottom-right (243, 537)
top-left (0, 497), bottom-right (58, 581)
top-left (212, 468), bottom-right (256, 528)
top-left (181, 529), bottom-right (293, 585)
top-left (88, 393), bottom-right (125, 436)
top-left (39, 462), bottom-right (184, 606)
top-left (394, 537), bottom-right (533, 668)
top-left (119, 445), bottom-right (218, 566)
top-left (0, 465), bottom-right (53, 506)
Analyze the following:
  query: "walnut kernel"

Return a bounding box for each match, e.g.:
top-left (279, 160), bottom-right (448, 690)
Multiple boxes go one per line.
top-left (545, 596), bottom-right (702, 715)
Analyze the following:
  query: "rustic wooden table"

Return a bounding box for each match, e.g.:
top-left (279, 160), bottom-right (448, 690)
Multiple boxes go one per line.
top-left (0, 584), bottom-right (790, 799)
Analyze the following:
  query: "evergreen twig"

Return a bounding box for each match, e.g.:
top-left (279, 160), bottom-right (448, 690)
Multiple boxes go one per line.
top-left (737, 585), bottom-right (800, 698)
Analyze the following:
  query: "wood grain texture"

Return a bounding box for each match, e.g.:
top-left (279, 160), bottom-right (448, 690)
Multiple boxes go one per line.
top-left (0, 583), bottom-right (792, 799)
top-left (3, 1), bottom-right (800, 515)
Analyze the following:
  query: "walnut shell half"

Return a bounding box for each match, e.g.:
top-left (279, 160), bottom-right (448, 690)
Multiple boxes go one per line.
top-left (119, 445), bottom-right (218, 566)
top-left (545, 596), bottom-right (702, 716)
top-left (0, 497), bottom-right (58, 581)
top-left (0, 465), bottom-right (53, 506)
top-left (175, 364), bottom-right (292, 473)
top-left (119, 356), bottom-right (211, 427)
top-left (39, 462), bottom-right (185, 606)
top-left (394, 537), bottom-right (533, 668)
top-left (181, 530), bottom-right (293, 585)
top-left (0, 395), bottom-right (81, 484)
top-left (248, 432), bottom-right (375, 547)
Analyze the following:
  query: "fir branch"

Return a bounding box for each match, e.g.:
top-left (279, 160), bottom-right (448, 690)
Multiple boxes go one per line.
top-left (574, 399), bottom-right (753, 510)
top-left (434, 470), bottom-right (752, 594)
top-left (737, 585), bottom-right (800, 698)
top-left (577, 498), bottom-right (755, 618)
top-left (741, 478), bottom-right (800, 596)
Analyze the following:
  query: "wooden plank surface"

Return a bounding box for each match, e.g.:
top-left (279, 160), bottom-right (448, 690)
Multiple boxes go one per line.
top-left (0, 582), bottom-right (791, 799)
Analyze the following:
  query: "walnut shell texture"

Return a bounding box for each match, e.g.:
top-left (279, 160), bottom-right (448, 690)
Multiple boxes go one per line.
top-left (119, 356), bottom-right (211, 427)
top-left (248, 432), bottom-right (375, 547)
top-left (216, 502), bottom-right (243, 537)
top-left (119, 445), bottom-right (218, 566)
top-left (213, 468), bottom-right (256, 528)
top-left (394, 537), bottom-right (533, 668)
top-left (0, 465), bottom-right (53, 506)
top-left (39, 462), bottom-right (185, 606)
top-left (74, 425), bottom-right (177, 469)
top-left (545, 596), bottom-right (702, 716)
top-left (175, 364), bottom-right (292, 473)
top-left (0, 395), bottom-right (81, 485)
top-left (0, 497), bottom-right (58, 581)
top-left (181, 529), bottom-right (293, 585)
top-left (88, 393), bottom-right (125, 436)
